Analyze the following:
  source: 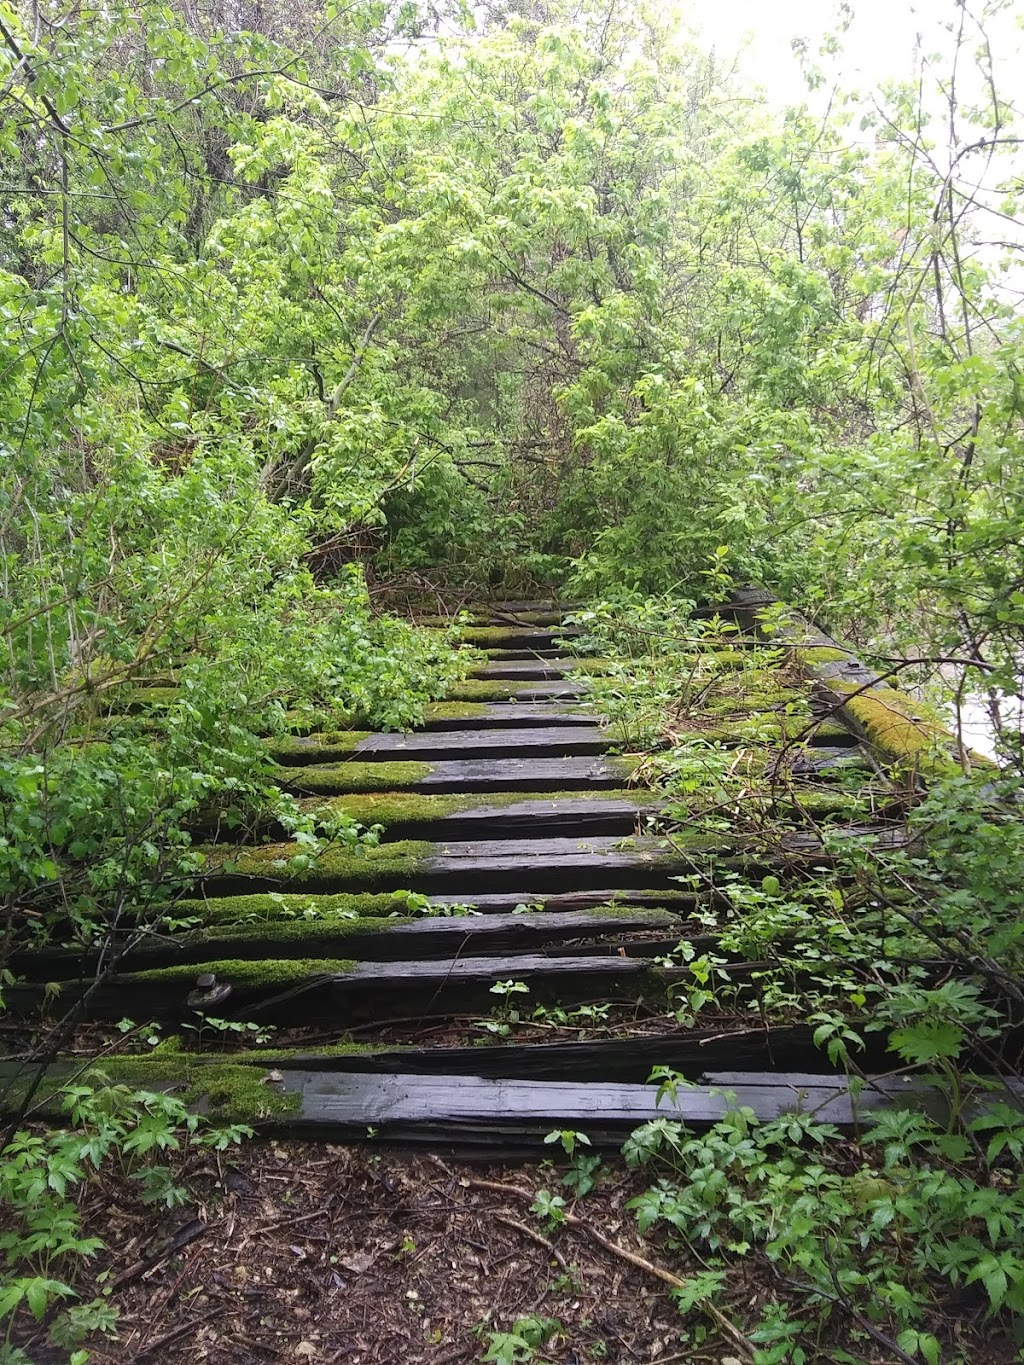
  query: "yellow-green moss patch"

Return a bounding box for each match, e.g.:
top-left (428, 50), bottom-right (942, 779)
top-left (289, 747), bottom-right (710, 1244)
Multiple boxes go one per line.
top-left (173, 890), bottom-right (430, 924)
top-left (212, 838), bottom-right (433, 887)
top-left (165, 914), bottom-right (409, 954)
top-left (0, 1055), bottom-right (301, 1123)
top-left (458, 626), bottom-right (560, 644)
top-left (791, 644), bottom-right (857, 667)
top-left (118, 685), bottom-right (179, 713)
top-left (266, 731), bottom-right (371, 762)
top-left (273, 760), bottom-right (435, 794)
top-left (565, 658), bottom-right (616, 675)
top-left (834, 684), bottom-right (992, 773)
top-left (670, 716), bottom-right (850, 746)
top-left (127, 957), bottom-right (357, 988)
top-left (295, 788), bottom-right (641, 829)
top-left (421, 701), bottom-right (491, 723)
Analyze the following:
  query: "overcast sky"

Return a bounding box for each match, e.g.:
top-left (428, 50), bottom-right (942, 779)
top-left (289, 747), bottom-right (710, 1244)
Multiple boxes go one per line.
top-left (685, 0), bottom-right (1023, 109)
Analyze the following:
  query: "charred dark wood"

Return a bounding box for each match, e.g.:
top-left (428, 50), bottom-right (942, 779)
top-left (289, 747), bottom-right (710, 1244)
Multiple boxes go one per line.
top-left (278, 755), bottom-right (633, 795)
top-left (3, 954), bottom-right (664, 1025)
top-left (262, 1069), bottom-right (978, 1143)
top-left (14, 908), bottom-right (679, 977)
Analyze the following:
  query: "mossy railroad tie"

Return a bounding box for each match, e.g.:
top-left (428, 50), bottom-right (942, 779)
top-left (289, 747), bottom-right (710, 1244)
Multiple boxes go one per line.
top-left (14, 598), bottom-right (943, 1140)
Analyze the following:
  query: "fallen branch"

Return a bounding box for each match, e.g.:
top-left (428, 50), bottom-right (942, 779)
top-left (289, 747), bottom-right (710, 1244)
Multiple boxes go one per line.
top-left (492, 1213), bottom-right (568, 1271)
top-left (427, 1159), bottom-right (755, 1361)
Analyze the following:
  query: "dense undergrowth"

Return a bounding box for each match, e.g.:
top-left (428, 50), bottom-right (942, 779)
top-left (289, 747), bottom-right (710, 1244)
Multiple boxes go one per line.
top-left (2, 0), bottom-right (1023, 1359)
top-left (562, 596), bottom-right (1024, 1362)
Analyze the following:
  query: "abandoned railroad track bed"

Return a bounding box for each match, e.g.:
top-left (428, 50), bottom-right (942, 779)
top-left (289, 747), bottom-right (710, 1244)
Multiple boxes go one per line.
top-left (4, 593), bottom-right (1011, 1149)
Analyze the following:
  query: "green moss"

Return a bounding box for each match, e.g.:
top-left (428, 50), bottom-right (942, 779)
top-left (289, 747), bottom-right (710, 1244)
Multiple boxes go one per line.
top-left (458, 626), bottom-right (559, 644)
top-left (838, 687), bottom-right (952, 764)
top-left (814, 681), bottom-right (991, 774)
top-left (792, 645), bottom-right (855, 667)
top-left (266, 731), bottom-right (370, 762)
top-left (214, 838), bottom-right (433, 888)
top-left (174, 915), bottom-right (408, 953)
top-left (82, 1055), bottom-right (299, 1121)
top-left (671, 716), bottom-right (850, 745)
top-left (442, 680), bottom-right (541, 702)
top-left (565, 657), bottom-right (615, 675)
top-left (421, 701), bottom-right (490, 723)
top-left (295, 787), bottom-right (640, 829)
top-left (273, 760), bottom-right (435, 794)
top-left (174, 890), bottom-right (430, 923)
top-left (668, 647), bottom-right (759, 670)
top-left (127, 957), bottom-right (357, 988)
top-left (703, 689), bottom-right (806, 716)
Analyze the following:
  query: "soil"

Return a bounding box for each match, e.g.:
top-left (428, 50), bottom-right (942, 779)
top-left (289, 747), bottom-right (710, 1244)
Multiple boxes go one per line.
top-left (10, 1141), bottom-right (1017, 1365)
top-left (19, 1146), bottom-right (721, 1365)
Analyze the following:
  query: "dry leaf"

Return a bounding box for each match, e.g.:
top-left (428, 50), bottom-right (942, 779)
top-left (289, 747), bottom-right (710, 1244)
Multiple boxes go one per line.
top-left (339, 1250), bottom-right (376, 1275)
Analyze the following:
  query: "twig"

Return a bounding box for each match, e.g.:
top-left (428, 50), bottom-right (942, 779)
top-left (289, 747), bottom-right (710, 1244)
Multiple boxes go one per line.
top-left (113, 1217), bottom-right (211, 1291)
top-left (128, 1308), bottom-right (221, 1362)
top-left (493, 1214), bottom-right (568, 1270)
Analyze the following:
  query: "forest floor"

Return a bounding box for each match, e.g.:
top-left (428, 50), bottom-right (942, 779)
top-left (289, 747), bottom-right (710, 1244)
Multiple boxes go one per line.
top-left (19, 1140), bottom-right (1011, 1365)
top-left (58, 1146), bottom-right (700, 1365)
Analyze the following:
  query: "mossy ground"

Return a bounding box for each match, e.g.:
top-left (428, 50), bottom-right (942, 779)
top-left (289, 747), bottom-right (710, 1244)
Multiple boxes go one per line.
top-left (443, 680), bottom-right (559, 702)
top-left (127, 957), bottom-right (358, 988)
top-left (174, 890), bottom-right (433, 924)
top-left (295, 787), bottom-right (641, 829)
top-left (272, 760), bottom-right (436, 794)
top-left (457, 626), bottom-right (562, 645)
top-left (266, 731), bottom-right (371, 762)
top-left (422, 701), bottom-right (491, 723)
top-left (176, 914), bottom-right (409, 950)
top-left (209, 838), bottom-right (434, 888)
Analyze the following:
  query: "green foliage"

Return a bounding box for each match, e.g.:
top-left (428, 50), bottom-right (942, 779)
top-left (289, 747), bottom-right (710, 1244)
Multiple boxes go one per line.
top-left (1, 2), bottom-right (1023, 1359)
top-left (480, 1314), bottom-right (564, 1365)
top-left (625, 1098), bottom-right (1024, 1349)
top-left (0, 1081), bottom-right (249, 1354)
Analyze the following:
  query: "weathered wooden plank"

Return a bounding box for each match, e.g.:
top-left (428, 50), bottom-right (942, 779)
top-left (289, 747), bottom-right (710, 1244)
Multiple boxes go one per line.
top-left (478, 648), bottom-right (571, 661)
top-left (205, 835), bottom-right (698, 896)
top-left (471, 660), bottom-right (578, 680)
top-left (480, 605), bottom-right (576, 624)
top-left (206, 827), bottom-right (905, 897)
top-left (785, 745), bottom-right (874, 776)
top-left (271, 1024), bottom-right (889, 1082)
top-left (269, 1070), bottom-right (940, 1141)
top-left (278, 755), bottom-right (633, 795)
top-left (447, 681), bottom-right (587, 702)
top-left (420, 703), bottom-right (603, 730)
top-left (457, 628), bottom-right (575, 649)
top-left (4, 953), bottom-right (659, 1023)
top-left (424, 888), bottom-right (702, 914)
top-left (14, 908), bottom-right (678, 978)
top-left (302, 795), bottom-right (651, 842)
top-left (724, 585), bottom-right (992, 775)
top-left (351, 727), bottom-right (610, 761)
top-left (272, 727), bottom-right (613, 766)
